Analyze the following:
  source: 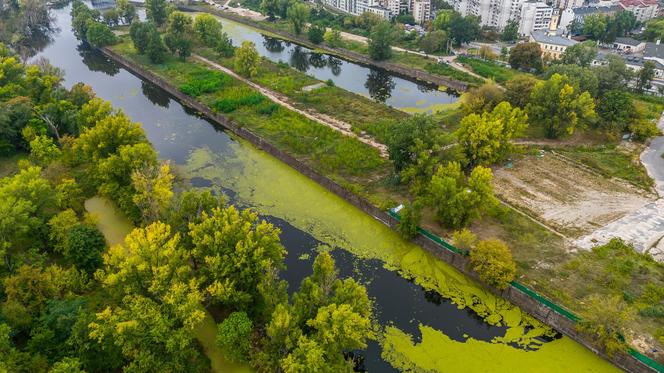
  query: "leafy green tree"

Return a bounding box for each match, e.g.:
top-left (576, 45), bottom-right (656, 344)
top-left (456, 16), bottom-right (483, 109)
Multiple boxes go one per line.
top-left (85, 21), bottom-right (117, 47)
top-left (50, 357), bottom-right (86, 373)
top-left (598, 90), bottom-right (633, 131)
top-left (386, 114), bottom-right (438, 172)
top-left (216, 311), bottom-right (253, 363)
top-left (129, 21), bottom-right (152, 54)
top-left (55, 178), bottom-right (84, 213)
top-left (397, 200), bottom-right (422, 239)
top-left (116, 0), bottom-right (137, 24)
top-left (48, 209), bottom-right (79, 253)
top-left (559, 41), bottom-right (597, 67)
top-left (235, 41), bottom-right (260, 78)
top-left (165, 189), bottom-right (223, 246)
top-left (631, 119), bottom-right (660, 141)
top-left (256, 252), bottom-right (372, 372)
top-left (368, 21), bottom-right (393, 61)
top-left (193, 13), bottom-right (223, 48)
top-left (164, 12), bottom-right (193, 60)
top-left (594, 54), bottom-right (632, 94)
top-left (131, 162), bottom-right (174, 223)
top-left (147, 27), bottom-right (168, 64)
top-left (449, 14), bottom-right (480, 46)
top-left (419, 30), bottom-right (448, 54)
top-left (644, 17), bottom-right (664, 41)
top-left (636, 60), bottom-right (656, 93)
top-left (324, 29), bottom-right (343, 47)
top-left (308, 24), bottom-right (325, 44)
top-left (91, 222), bottom-right (207, 372)
top-left (469, 239), bottom-right (516, 289)
top-left (71, 1), bottom-right (97, 41)
top-left (527, 73), bottom-right (596, 138)
top-left (188, 205), bottom-right (286, 313)
top-left (452, 228), bottom-right (478, 251)
top-left (456, 101), bottom-right (528, 166)
top-left (583, 14), bottom-right (607, 40)
top-left (26, 297), bottom-right (87, 363)
top-left (509, 42), bottom-right (542, 72)
top-left (504, 75), bottom-right (538, 108)
top-left (460, 82), bottom-right (505, 114)
top-left (145, 0), bottom-right (167, 26)
top-left (28, 134), bottom-right (61, 165)
top-left (64, 225), bottom-right (106, 274)
top-left (261, 0), bottom-right (279, 20)
top-left (102, 8), bottom-right (120, 26)
top-left (287, 2), bottom-right (309, 35)
top-left (432, 9), bottom-right (456, 31)
top-left (500, 21), bottom-right (518, 42)
top-left (427, 162), bottom-right (497, 228)
top-left (543, 64), bottom-right (599, 97)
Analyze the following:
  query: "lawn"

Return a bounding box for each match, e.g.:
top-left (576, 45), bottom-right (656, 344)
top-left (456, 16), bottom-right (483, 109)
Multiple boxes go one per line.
top-left (456, 56), bottom-right (530, 84)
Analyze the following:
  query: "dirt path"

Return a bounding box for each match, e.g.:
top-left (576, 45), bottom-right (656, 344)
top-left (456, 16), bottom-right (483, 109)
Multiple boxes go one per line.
top-left (193, 54), bottom-right (388, 157)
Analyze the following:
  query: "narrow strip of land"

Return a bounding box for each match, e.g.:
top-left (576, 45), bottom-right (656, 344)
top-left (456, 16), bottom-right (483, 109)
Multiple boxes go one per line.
top-left (193, 54), bottom-right (389, 157)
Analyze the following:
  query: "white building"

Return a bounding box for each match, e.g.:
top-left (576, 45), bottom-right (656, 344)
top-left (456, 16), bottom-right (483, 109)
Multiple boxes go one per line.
top-left (518, 1), bottom-right (554, 36)
top-left (451, 0), bottom-right (524, 30)
top-left (558, 5), bottom-right (620, 33)
top-left (609, 37), bottom-right (646, 53)
top-left (619, 0), bottom-right (658, 22)
top-left (412, 0), bottom-right (431, 23)
top-left (366, 4), bottom-right (391, 18)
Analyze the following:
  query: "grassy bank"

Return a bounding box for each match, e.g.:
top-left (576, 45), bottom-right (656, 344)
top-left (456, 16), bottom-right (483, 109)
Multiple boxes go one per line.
top-left (456, 56), bottom-right (531, 84)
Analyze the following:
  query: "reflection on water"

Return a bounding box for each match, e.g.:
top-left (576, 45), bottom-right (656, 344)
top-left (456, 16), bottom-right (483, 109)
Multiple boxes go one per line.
top-left (365, 69), bottom-right (396, 103)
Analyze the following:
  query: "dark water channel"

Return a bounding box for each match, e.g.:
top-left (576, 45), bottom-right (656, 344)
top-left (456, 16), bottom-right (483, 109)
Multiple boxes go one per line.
top-left (27, 4), bottom-right (612, 372)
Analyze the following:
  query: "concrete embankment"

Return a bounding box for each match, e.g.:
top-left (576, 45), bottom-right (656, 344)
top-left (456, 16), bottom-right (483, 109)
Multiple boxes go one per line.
top-left (100, 47), bottom-right (659, 373)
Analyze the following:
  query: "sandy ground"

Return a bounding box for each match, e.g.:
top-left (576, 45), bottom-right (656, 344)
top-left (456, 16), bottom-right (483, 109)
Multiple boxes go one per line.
top-left (493, 151), bottom-right (654, 239)
top-left (193, 54), bottom-right (389, 157)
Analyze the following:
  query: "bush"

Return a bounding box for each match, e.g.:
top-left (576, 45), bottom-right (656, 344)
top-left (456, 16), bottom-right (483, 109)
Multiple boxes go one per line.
top-left (216, 311), bottom-right (253, 363)
top-left (212, 88), bottom-right (265, 113)
top-left (256, 102), bottom-right (279, 115)
top-left (630, 119), bottom-right (660, 142)
top-left (452, 228), bottom-right (478, 251)
top-left (469, 239), bottom-right (516, 289)
top-left (179, 70), bottom-right (231, 97)
top-left (397, 200), bottom-right (422, 239)
top-left (64, 224), bottom-right (106, 274)
top-left (86, 21), bottom-right (117, 47)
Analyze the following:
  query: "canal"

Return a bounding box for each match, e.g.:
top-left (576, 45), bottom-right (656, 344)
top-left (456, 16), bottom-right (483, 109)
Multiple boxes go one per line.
top-left (33, 4), bottom-right (618, 372)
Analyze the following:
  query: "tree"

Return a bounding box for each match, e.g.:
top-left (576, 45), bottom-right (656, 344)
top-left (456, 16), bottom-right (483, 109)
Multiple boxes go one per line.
top-left (91, 222), bottom-right (207, 371)
top-left (102, 8), bottom-right (120, 27)
top-left (395, 13), bottom-right (415, 25)
top-left (386, 114), bottom-right (438, 172)
top-left (129, 21), bottom-right (152, 54)
top-left (261, 0), bottom-right (279, 20)
top-left (419, 30), bottom-right (448, 54)
top-left (594, 54), bottom-right (632, 94)
top-left (368, 21), bottom-right (393, 61)
top-left (427, 162), bottom-right (497, 228)
top-left (28, 134), bottom-right (61, 165)
top-left (85, 21), bottom-right (117, 47)
top-left (460, 82), bottom-right (504, 114)
top-left (559, 41), bottom-right (597, 67)
top-left (636, 60), bottom-right (656, 93)
top-left (504, 75), bottom-right (538, 108)
top-left (164, 12), bottom-right (193, 60)
top-left (479, 45), bottom-right (497, 61)
top-left (449, 14), bottom-right (480, 46)
top-left (255, 252), bottom-right (372, 372)
top-left (469, 239), bottom-right (516, 289)
top-left (48, 209), bottom-right (79, 253)
top-left (64, 224), bottom-right (106, 274)
top-left (544, 64), bottom-right (599, 97)
top-left (147, 27), bottom-right (168, 64)
top-left (287, 3), bottom-right (309, 35)
top-left (188, 205), bottom-right (286, 313)
top-left (235, 41), bottom-right (260, 78)
top-left (583, 14), bottom-right (607, 40)
top-left (51, 357), bottom-right (86, 373)
top-left (308, 24), bottom-right (325, 44)
top-left (509, 42), bottom-right (542, 72)
top-left (145, 0), bottom-right (167, 26)
top-left (500, 21), bottom-right (518, 42)
top-left (216, 311), bottom-right (253, 363)
top-left (193, 13), bottom-right (223, 48)
top-left (598, 90), bottom-right (634, 131)
top-left (456, 101), bottom-right (528, 166)
top-left (397, 200), bottom-right (422, 239)
top-left (324, 29), bottom-right (343, 48)
top-left (452, 228), bottom-right (477, 251)
top-left (116, 0), bottom-right (137, 24)
top-left (432, 9), bottom-right (457, 31)
top-left (131, 162), bottom-right (174, 223)
top-left (527, 74), bottom-right (596, 138)
top-left (644, 18), bottom-right (664, 41)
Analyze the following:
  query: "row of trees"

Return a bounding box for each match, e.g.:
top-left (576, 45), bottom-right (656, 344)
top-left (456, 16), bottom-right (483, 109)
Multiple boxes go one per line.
top-left (0, 41), bottom-right (374, 371)
top-left (570, 11), bottom-right (638, 43)
top-left (71, 1), bottom-right (118, 48)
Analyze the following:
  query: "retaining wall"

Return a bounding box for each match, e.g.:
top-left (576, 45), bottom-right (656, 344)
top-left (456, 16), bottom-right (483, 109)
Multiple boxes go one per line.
top-left (100, 47), bottom-right (659, 373)
top-left (179, 5), bottom-right (469, 92)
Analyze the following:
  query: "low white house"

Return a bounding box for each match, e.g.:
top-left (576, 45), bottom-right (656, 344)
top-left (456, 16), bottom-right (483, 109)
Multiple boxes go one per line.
top-left (610, 37), bottom-right (646, 53)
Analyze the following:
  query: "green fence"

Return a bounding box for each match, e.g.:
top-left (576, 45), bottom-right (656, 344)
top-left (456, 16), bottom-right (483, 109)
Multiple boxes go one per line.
top-left (387, 208), bottom-right (664, 373)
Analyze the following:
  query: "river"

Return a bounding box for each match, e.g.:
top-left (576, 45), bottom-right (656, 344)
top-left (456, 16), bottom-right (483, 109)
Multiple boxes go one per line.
top-left (34, 3), bottom-right (618, 372)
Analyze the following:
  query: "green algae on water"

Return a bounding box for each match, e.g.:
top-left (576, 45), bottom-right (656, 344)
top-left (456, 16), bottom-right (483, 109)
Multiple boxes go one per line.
top-left (381, 324), bottom-right (620, 373)
top-left (84, 197), bottom-right (133, 246)
top-left (182, 143), bottom-right (614, 370)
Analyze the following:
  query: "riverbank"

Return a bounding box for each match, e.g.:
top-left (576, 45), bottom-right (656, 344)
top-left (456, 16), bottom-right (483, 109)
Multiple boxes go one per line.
top-left (180, 5), bottom-right (473, 91)
top-left (100, 46), bottom-right (660, 372)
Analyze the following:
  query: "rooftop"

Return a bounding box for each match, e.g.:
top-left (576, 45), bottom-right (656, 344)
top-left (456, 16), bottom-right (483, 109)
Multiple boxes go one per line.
top-left (614, 37), bottom-right (644, 46)
top-left (645, 42), bottom-right (664, 59)
top-left (530, 31), bottom-right (579, 47)
top-left (572, 5), bottom-right (620, 15)
top-left (620, 0), bottom-right (658, 6)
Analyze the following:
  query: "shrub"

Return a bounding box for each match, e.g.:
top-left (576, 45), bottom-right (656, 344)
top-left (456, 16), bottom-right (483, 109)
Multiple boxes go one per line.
top-left (212, 88), bottom-right (265, 113)
top-left (256, 102), bottom-right (279, 115)
top-left (216, 311), bottom-right (253, 363)
top-left (179, 70), bottom-right (231, 97)
top-left (64, 224), bottom-right (106, 274)
top-left (469, 239), bottom-right (516, 289)
top-left (452, 228), bottom-right (478, 251)
top-left (397, 200), bottom-right (422, 239)
top-left (631, 119), bottom-right (660, 142)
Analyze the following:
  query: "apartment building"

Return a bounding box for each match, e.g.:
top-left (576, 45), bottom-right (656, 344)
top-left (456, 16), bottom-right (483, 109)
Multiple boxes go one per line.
top-left (618, 0), bottom-right (658, 21)
top-left (451, 0), bottom-right (524, 29)
top-left (518, 1), bottom-right (554, 35)
top-left (321, 0), bottom-right (431, 23)
top-left (412, 0), bottom-right (432, 22)
top-left (557, 5), bottom-right (619, 33)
